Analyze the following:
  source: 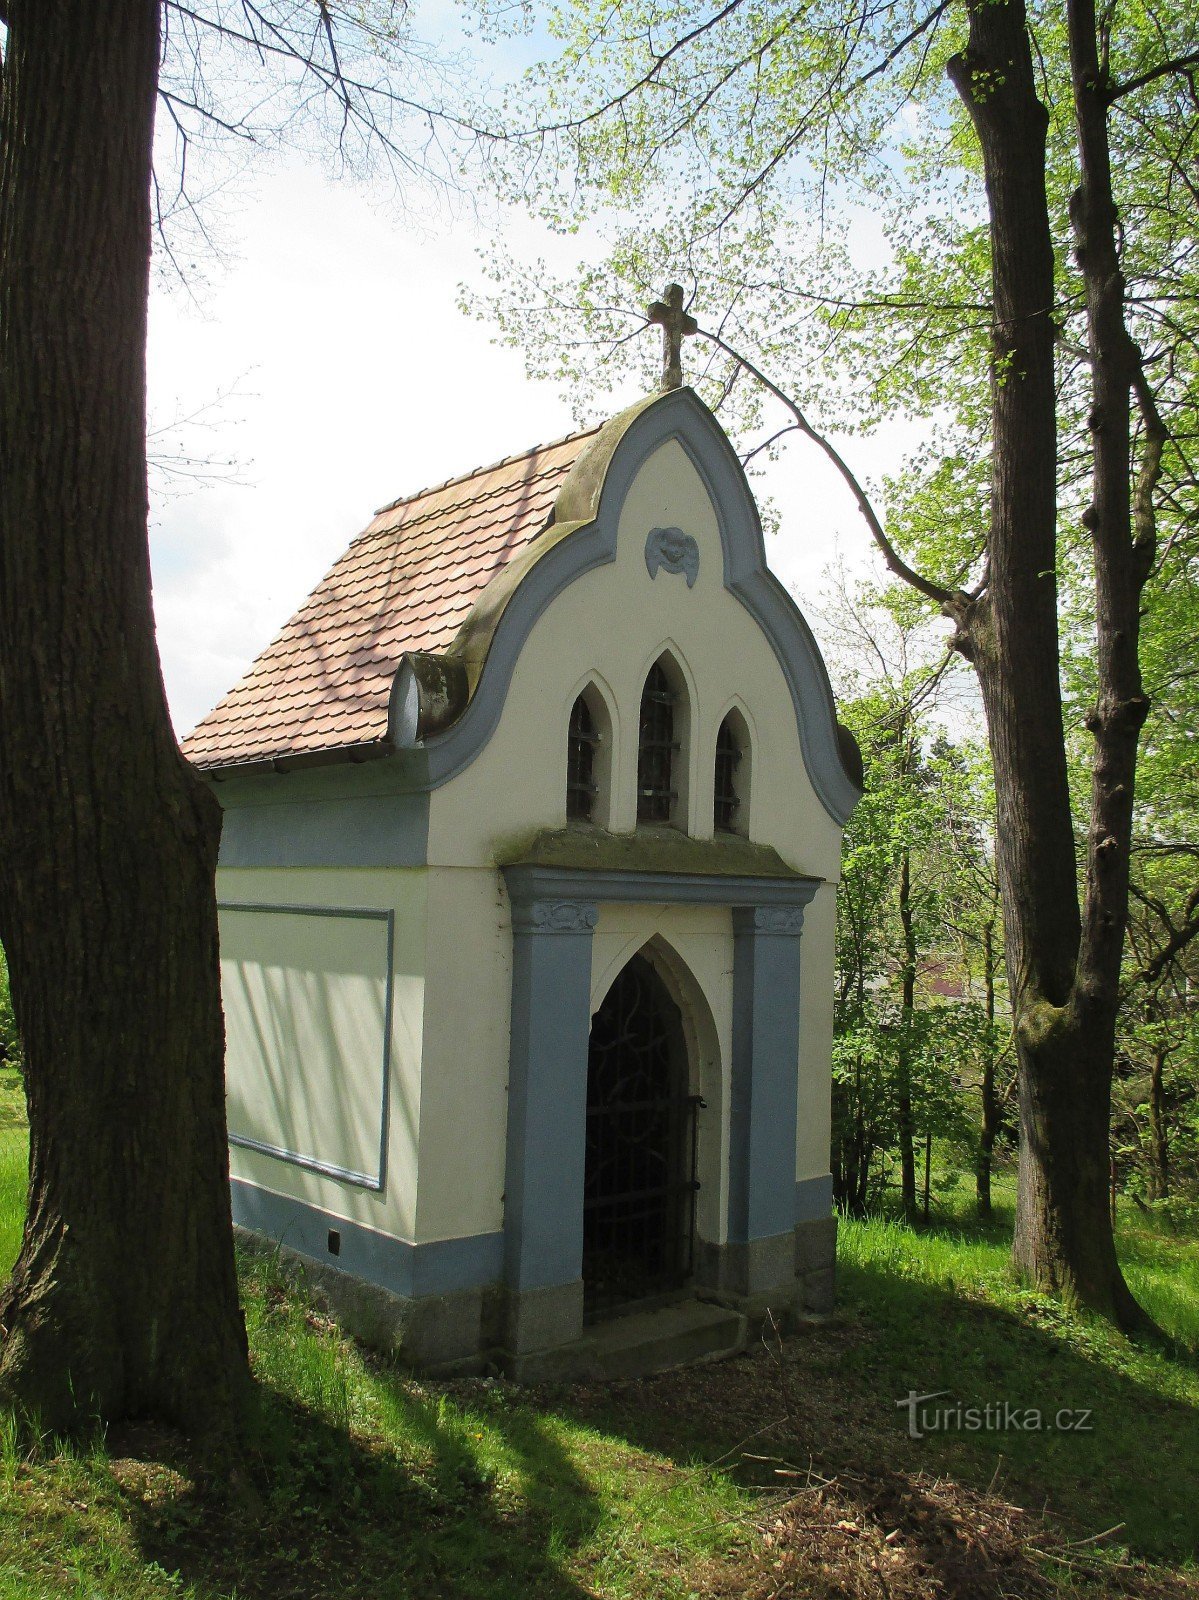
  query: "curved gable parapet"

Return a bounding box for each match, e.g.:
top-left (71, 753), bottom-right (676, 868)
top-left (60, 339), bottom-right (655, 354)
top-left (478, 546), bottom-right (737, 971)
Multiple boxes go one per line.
top-left (391, 387), bottom-right (862, 827)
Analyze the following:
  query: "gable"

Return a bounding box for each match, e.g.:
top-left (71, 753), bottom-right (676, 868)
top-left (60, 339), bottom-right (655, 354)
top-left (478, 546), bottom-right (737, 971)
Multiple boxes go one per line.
top-left (184, 386), bottom-right (859, 833)
top-left (400, 389), bottom-right (861, 830)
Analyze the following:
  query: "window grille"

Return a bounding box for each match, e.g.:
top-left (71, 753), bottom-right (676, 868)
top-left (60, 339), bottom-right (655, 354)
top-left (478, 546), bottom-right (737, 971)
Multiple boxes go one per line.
top-left (714, 717), bottom-right (742, 832)
top-left (637, 664), bottom-right (679, 823)
top-left (567, 694), bottom-right (600, 820)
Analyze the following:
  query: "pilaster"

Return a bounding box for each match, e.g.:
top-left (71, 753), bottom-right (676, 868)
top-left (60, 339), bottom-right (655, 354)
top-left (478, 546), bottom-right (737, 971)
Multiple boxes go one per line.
top-left (718, 898), bottom-right (815, 1306)
top-left (501, 889), bottom-right (597, 1353)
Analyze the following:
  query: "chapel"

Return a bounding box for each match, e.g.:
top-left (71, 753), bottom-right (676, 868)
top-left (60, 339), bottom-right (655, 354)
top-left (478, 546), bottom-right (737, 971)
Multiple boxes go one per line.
top-left (184, 330), bottom-right (862, 1378)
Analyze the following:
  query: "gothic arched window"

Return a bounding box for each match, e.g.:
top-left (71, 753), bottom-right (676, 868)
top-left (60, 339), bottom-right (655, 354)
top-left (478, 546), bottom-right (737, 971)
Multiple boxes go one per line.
top-left (714, 715), bottom-right (743, 832)
top-left (637, 663), bottom-right (679, 823)
top-left (567, 693), bottom-right (600, 821)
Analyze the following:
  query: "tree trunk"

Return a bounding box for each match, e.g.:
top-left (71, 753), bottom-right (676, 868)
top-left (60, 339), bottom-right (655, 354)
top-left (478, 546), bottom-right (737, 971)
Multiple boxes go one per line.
top-left (832, 1055), bottom-right (872, 1216)
top-left (854, 1054), bottom-right (871, 1213)
top-left (976, 920), bottom-right (999, 1219)
top-left (975, 1120), bottom-right (994, 1219)
top-left (1057, 0), bottom-right (1156, 1318)
top-left (897, 850), bottom-right (918, 1223)
top-left (1147, 1047), bottom-right (1169, 1202)
top-left (0, 2), bottom-right (250, 1433)
top-left (947, 0), bottom-right (1150, 1330)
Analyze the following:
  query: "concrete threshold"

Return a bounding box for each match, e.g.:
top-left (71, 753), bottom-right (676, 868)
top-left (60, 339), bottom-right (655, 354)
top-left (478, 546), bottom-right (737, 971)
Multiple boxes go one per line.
top-left (506, 1298), bottom-right (748, 1383)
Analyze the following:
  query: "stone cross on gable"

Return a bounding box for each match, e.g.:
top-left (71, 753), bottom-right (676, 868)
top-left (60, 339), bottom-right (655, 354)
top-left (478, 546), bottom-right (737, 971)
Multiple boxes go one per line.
top-left (647, 283), bottom-right (698, 392)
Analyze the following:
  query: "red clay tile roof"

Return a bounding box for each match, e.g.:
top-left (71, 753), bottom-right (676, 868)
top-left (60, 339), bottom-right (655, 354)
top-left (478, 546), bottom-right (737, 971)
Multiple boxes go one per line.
top-left (183, 427), bottom-right (601, 771)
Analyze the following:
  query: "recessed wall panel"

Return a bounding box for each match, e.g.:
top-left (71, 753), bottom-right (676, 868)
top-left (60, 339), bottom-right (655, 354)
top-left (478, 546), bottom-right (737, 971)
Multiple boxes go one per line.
top-left (219, 903), bottom-right (393, 1189)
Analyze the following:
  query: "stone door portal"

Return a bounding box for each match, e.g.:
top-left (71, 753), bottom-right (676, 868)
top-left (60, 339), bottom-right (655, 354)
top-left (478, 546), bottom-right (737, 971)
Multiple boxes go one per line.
top-left (582, 954), bottom-right (701, 1321)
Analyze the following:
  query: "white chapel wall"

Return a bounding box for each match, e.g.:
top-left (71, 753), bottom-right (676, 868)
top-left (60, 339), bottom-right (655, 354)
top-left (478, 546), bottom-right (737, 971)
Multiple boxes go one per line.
top-left (426, 438), bottom-right (845, 880)
top-left (222, 903), bottom-right (390, 1184)
top-left (218, 865), bottom-right (426, 1242)
top-left (410, 865), bottom-right (512, 1244)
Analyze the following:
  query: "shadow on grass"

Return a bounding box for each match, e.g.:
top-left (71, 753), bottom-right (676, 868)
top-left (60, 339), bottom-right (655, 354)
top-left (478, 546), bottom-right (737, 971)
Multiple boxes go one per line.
top-left (836, 1263), bottom-right (1199, 1557)
top-left (538, 1264), bottom-right (1199, 1568)
top-left (112, 1374), bottom-right (602, 1600)
top-left (857, 1192), bottom-right (1199, 1358)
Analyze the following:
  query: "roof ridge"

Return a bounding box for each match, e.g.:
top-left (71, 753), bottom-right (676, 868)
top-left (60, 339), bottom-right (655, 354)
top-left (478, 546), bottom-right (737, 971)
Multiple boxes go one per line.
top-left (371, 421), bottom-right (603, 518)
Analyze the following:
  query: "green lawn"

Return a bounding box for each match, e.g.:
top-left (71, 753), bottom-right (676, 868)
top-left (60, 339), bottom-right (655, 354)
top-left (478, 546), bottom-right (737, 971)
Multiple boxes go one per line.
top-left (0, 1077), bottom-right (1196, 1597)
top-left (0, 1073), bottom-right (26, 1278)
top-left (836, 1182), bottom-right (1199, 1563)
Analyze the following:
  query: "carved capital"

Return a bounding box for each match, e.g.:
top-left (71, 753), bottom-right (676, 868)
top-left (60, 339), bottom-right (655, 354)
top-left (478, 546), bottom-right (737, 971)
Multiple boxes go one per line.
top-left (517, 899), bottom-right (599, 935)
top-left (751, 905), bottom-right (806, 936)
top-left (645, 526), bottom-right (700, 588)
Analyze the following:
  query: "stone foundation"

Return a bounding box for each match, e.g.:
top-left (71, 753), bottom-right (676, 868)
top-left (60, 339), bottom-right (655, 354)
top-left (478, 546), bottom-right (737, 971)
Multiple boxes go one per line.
top-left (237, 1213), bottom-right (839, 1375)
top-left (694, 1231), bottom-right (800, 1323)
top-left (236, 1227), bottom-right (488, 1375)
top-left (794, 1214), bottom-right (837, 1314)
top-left (500, 1278), bottom-right (585, 1359)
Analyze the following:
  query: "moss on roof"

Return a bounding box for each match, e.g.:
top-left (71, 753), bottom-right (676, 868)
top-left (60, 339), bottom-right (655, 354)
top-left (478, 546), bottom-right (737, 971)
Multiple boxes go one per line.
top-left (495, 824), bottom-right (806, 879)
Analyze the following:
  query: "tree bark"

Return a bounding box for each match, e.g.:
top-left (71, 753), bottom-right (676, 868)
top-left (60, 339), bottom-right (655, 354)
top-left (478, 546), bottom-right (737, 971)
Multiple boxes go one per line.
top-left (832, 1054), bottom-right (871, 1215)
top-left (897, 849), bottom-right (918, 1223)
top-left (947, 0), bottom-right (1151, 1330)
top-left (976, 920), bottom-right (999, 1218)
top-left (0, 1), bottom-right (250, 1433)
top-left (1147, 1045), bottom-right (1169, 1202)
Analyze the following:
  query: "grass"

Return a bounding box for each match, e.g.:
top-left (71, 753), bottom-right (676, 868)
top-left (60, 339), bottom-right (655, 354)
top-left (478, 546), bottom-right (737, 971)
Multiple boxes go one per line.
top-left (0, 1074), bottom-right (26, 1277)
top-left (0, 1245), bottom-right (752, 1599)
top-left (0, 1082), bottom-right (1196, 1596)
top-left (835, 1177), bottom-right (1199, 1563)
top-left (843, 1166), bottom-right (1199, 1351)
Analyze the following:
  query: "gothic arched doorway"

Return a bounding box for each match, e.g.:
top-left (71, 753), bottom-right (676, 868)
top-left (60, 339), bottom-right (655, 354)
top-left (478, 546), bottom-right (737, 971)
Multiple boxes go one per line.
top-left (583, 953), bottom-right (701, 1321)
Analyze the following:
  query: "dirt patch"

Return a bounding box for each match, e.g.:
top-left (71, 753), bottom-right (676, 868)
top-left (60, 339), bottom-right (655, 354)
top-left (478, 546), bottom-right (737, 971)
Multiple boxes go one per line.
top-left (700, 1465), bottom-right (1198, 1599)
top-left (106, 1421), bottom-right (197, 1508)
top-left (533, 1313), bottom-right (891, 1469)
top-left (495, 1315), bottom-right (1198, 1599)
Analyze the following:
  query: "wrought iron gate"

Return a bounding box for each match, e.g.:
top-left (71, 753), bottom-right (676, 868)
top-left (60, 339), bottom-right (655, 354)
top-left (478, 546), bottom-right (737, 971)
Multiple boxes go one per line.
top-left (582, 954), bottom-right (701, 1322)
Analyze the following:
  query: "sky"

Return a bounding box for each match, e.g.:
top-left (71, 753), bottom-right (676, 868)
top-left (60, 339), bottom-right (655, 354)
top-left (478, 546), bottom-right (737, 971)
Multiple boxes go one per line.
top-left (145, 35), bottom-right (915, 738)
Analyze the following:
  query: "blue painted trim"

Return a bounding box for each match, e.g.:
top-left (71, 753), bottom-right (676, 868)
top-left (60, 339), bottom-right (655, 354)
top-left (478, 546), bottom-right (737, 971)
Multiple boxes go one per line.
top-left (231, 1178), bottom-right (504, 1298)
top-left (214, 759), bottom-right (424, 807)
top-left (218, 790), bottom-right (428, 868)
top-left (219, 902), bottom-right (393, 919)
top-left (795, 1173), bottom-right (835, 1222)
top-left (502, 864), bottom-right (820, 911)
top-left (511, 899), bottom-right (599, 934)
top-left (227, 1132), bottom-right (381, 1191)
top-left (406, 389), bottom-right (861, 826)
top-left (503, 897), bottom-right (599, 1291)
top-left (219, 902), bottom-right (394, 1193)
top-left (728, 906), bottom-right (805, 1244)
top-left (500, 865), bottom-right (820, 1293)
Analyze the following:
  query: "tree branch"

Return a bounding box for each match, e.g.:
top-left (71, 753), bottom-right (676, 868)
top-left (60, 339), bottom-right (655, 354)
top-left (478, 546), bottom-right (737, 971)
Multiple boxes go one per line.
top-left (1129, 884), bottom-right (1199, 987)
top-left (523, 0), bottom-right (750, 137)
top-left (696, 323), bottom-right (962, 608)
top-left (1131, 361), bottom-right (1168, 584)
top-left (1107, 49), bottom-right (1199, 104)
top-left (855, 0), bottom-right (953, 90)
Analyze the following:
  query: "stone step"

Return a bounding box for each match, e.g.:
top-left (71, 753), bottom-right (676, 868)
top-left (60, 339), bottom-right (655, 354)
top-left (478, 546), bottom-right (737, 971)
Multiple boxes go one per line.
top-left (507, 1298), bottom-right (748, 1384)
